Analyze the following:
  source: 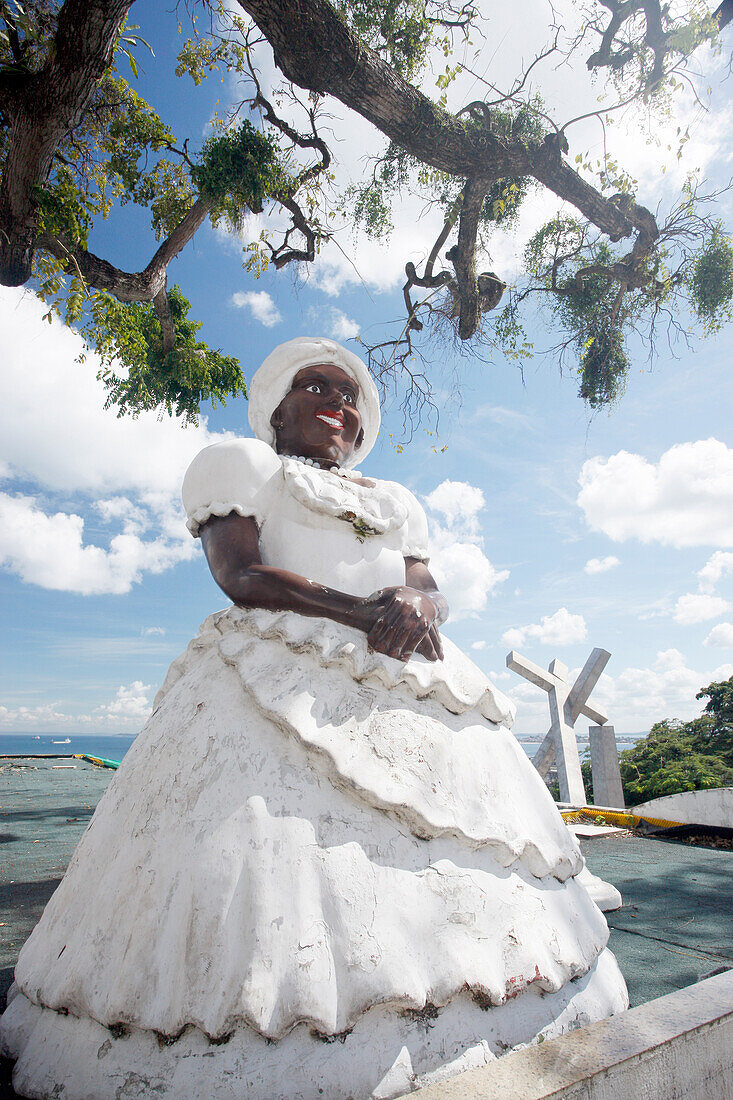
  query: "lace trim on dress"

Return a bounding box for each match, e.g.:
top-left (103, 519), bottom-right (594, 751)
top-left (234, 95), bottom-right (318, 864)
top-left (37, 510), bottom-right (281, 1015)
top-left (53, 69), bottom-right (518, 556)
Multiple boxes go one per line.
top-left (280, 456), bottom-right (408, 537)
top-left (186, 502), bottom-right (260, 538)
top-left (403, 542), bottom-right (430, 561)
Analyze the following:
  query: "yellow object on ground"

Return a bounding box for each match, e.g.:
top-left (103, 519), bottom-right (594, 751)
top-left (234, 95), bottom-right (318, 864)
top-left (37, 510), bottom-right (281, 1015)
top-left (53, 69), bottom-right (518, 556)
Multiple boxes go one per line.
top-left (561, 807), bottom-right (685, 830)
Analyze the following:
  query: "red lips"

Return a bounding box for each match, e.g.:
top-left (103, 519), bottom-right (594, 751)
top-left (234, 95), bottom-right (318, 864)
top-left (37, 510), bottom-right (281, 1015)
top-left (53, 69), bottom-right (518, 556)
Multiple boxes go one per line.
top-left (315, 408), bottom-right (345, 430)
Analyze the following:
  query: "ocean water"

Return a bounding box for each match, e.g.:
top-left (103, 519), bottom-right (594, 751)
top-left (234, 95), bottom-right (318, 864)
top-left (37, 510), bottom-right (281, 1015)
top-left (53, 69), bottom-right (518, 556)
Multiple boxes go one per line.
top-left (0, 733), bottom-right (137, 762)
top-left (0, 732), bottom-right (646, 764)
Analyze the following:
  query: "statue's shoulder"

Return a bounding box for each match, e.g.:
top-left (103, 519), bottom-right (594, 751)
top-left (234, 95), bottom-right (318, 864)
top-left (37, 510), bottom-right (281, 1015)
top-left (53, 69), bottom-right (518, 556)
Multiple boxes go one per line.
top-left (184, 437), bottom-right (280, 490)
top-left (182, 438), bottom-right (281, 537)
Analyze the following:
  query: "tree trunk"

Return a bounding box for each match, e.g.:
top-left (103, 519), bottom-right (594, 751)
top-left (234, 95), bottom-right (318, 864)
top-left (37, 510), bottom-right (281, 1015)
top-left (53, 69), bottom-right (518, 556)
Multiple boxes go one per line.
top-left (0, 0), bottom-right (134, 285)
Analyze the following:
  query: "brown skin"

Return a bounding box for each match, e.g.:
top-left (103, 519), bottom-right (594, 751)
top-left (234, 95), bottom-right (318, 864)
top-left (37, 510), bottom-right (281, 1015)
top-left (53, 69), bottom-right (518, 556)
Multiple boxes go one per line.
top-left (199, 363), bottom-right (449, 662)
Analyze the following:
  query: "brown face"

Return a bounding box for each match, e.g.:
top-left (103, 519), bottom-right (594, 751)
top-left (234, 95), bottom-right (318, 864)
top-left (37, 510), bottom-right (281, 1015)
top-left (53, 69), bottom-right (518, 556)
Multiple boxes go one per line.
top-left (271, 363), bottom-right (364, 467)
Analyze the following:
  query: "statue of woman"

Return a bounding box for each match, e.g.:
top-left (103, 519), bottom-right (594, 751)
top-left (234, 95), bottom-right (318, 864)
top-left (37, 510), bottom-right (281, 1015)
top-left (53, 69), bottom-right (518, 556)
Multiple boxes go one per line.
top-left (1, 338), bottom-right (627, 1100)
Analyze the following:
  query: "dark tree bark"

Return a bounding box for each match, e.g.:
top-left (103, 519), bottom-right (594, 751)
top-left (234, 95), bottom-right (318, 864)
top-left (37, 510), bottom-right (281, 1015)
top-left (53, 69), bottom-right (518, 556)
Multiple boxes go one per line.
top-left (0, 0), bottom-right (135, 285)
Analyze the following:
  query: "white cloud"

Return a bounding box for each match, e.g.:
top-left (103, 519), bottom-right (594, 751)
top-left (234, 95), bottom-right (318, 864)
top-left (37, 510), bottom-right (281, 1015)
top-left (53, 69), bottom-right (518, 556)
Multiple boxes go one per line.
top-left (0, 702), bottom-right (83, 727)
top-left (428, 527), bottom-right (509, 620)
top-left (0, 681), bottom-right (153, 731)
top-left (698, 551), bottom-right (733, 594)
top-left (142, 626), bottom-right (166, 637)
top-left (584, 556), bottom-right (620, 575)
top-left (96, 496), bottom-right (149, 535)
top-left (590, 651), bottom-right (733, 733)
top-left (424, 480), bottom-right (485, 533)
top-left (0, 287), bottom-right (230, 594)
top-left (315, 222), bottom-right (442, 296)
top-left (704, 623), bottom-right (733, 648)
top-left (329, 309), bottom-right (360, 340)
top-left (502, 607), bottom-right (588, 649)
top-left (423, 480), bottom-right (507, 619)
top-left (0, 492), bottom-right (196, 595)
top-left (0, 288), bottom-right (228, 497)
top-left (471, 640), bottom-right (487, 650)
top-left (471, 404), bottom-right (536, 431)
top-left (98, 681), bottom-right (152, 722)
top-left (231, 290), bottom-right (282, 327)
top-left (673, 593), bottom-right (731, 625)
top-left (577, 440), bottom-right (733, 548)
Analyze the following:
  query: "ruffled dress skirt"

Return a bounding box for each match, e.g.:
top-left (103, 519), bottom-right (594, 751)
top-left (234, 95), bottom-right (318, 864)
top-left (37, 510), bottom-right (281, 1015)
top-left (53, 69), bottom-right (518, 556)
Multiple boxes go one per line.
top-left (0, 608), bottom-right (628, 1099)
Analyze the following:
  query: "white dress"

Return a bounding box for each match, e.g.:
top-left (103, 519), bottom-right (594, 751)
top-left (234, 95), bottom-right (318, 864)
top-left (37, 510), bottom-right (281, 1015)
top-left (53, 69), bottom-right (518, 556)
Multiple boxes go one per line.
top-left (0, 440), bottom-right (628, 1100)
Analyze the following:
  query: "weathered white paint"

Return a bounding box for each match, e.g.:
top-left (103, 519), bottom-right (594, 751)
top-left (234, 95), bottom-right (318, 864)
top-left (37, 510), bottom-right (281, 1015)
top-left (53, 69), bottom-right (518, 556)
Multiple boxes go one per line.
top-left (633, 787), bottom-right (733, 828)
top-left (574, 863), bottom-right (622, 912)
top-left (0, 447), bottom-right (628, 1097)
top-left (1, 952), bottom-right (628, 1100)
top-left (0, 608), bottom-right (628, 1097)
top-left (412, 968), bottom-right (733, 1100)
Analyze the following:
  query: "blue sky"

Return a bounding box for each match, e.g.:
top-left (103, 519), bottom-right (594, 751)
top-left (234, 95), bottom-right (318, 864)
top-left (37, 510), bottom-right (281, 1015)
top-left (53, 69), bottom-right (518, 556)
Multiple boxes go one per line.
top-left (1, 2), bottom-right (733, 736)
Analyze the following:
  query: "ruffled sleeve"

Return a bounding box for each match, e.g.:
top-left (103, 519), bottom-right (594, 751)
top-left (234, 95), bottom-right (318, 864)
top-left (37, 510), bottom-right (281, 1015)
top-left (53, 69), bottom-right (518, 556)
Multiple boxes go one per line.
top-left (182, 438), bottom-right (281, 538)
top-left (382, 481), bottom-right (430, 562)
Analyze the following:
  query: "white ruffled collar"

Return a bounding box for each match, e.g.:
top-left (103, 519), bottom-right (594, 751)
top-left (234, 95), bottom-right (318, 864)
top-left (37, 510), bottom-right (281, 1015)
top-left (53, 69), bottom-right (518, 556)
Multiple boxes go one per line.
top-left (279, 456), bottom-right (407, 538)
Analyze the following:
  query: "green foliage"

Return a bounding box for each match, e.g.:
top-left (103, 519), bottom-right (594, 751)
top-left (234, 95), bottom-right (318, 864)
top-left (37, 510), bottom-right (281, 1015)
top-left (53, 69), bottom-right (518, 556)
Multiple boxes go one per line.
top-left (84, 287), bottom-right (246, 424)
top-left (191, 121), bottom-right (285, 228)
top-left (5, 13), bottom-right (259, 421)
top-left (523, 217), bottom-right (677, 407)
top-left (689, 230), bottom-right (733, 331)
top-left (577, 324), bottom-right (629, 408)
top-left (4, 0), bottom-right (733, 423)
top-left (114, 21), bottom-right (155, 81)
top-left (333, 0), bottom-right (435, 78)
top-left (350, 101), bottom-right (545, 243)
top-left (695, 677), bottom-right (733, 766)
top-left (579, 677), bottom-right (733, 806)
top-left (348, 144), bottom-right (412, 238)
top-left (476, 104), bottom-right (545, 230)
top-left (525, 219), bottom-right (632, 406)
top-left (618, 718), bottom-right (733, 804)
top-left (0, 0), bottom-right (57, 75)
top-left (35, 167), bottom-right (92, 248)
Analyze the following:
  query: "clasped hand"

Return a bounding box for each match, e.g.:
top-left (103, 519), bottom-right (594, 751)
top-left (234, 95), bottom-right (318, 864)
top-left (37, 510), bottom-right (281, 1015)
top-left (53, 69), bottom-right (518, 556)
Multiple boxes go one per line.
top-left (359, 586), bottom-right (443, 662)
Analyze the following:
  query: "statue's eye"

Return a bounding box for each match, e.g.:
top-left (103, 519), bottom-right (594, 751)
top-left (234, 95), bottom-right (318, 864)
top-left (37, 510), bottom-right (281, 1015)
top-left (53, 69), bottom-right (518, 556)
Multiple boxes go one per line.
top-left (305, 382), bottom-right (322, 393)
top-left (343, 392), bottom-right (355, 405)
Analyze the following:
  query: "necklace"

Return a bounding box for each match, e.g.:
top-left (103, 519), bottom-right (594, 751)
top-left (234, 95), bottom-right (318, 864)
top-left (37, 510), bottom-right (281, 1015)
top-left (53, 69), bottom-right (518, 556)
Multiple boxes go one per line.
top-left (282, 454), bottom-right (362, 480)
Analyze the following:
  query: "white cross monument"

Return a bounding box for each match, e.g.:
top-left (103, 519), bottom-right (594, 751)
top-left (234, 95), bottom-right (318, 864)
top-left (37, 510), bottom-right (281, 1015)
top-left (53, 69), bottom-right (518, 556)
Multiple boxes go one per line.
top-left (506, 647), bottom-right (611, 806)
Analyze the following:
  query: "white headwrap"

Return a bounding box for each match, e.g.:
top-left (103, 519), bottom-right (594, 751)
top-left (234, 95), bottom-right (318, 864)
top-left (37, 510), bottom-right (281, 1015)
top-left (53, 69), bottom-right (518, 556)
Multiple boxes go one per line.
top-left (248, 337), bottom-right (380, 468)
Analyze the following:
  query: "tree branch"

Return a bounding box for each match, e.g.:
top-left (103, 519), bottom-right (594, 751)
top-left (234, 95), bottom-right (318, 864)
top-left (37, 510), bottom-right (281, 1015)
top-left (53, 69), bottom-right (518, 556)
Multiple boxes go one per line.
top-left (448, 174), bottom-right (489, 338)
top-left (36, 197), bottom-right (211, 303)
top-left (154, 285), bottom-right (176, 356)
top-left (715, 0), bottom-right (733, 31)
top-left (235, 0), bottom-right (654, 246)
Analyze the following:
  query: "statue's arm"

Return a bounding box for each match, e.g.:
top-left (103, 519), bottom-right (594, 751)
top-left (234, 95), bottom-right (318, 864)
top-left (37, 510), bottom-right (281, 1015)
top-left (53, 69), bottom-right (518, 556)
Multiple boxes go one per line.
top-left (200, 512), bottom-right (373, 632)
top-left (199, 513), bottom-right (446, 663)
